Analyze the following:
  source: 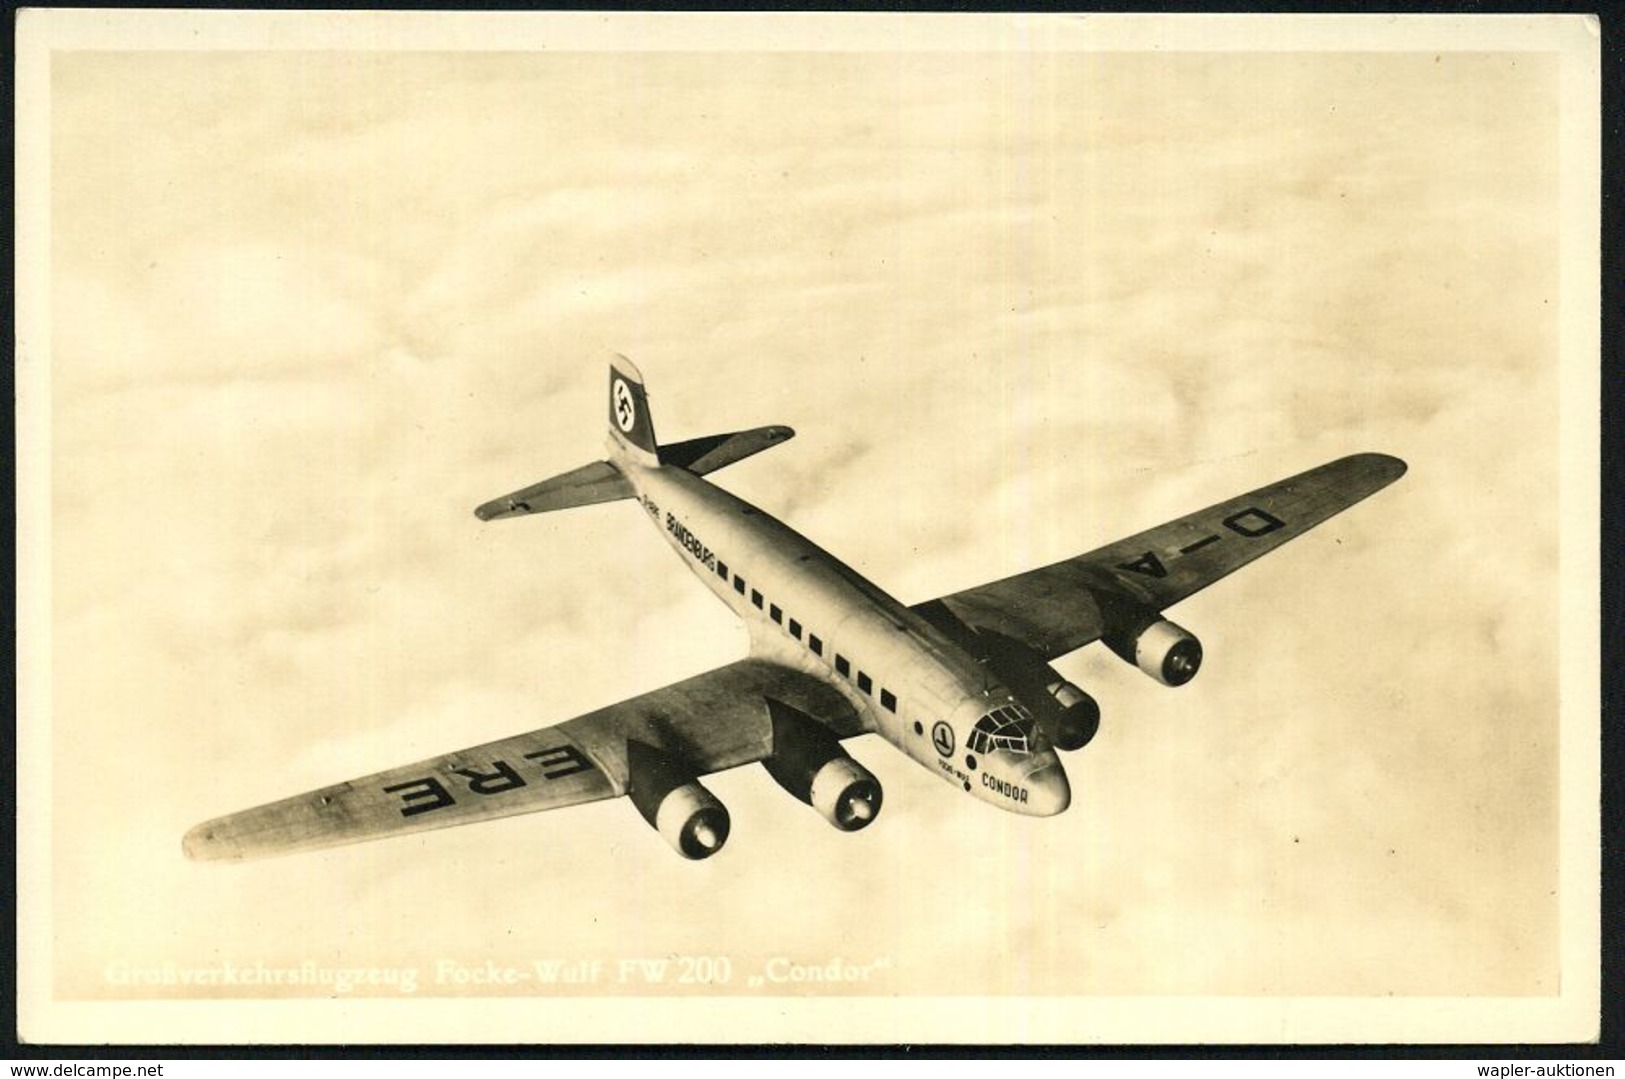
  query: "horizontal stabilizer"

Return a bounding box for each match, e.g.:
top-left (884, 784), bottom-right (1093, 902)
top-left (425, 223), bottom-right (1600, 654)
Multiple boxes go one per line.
top-left (474, 460), bottom-right (633, 521)
top-left (660, 426), bottom-right (795, 476)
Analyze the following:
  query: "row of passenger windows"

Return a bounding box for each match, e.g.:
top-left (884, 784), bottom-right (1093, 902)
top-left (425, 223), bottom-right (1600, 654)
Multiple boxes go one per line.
top-left (715, 557), bottom-right (899, 715)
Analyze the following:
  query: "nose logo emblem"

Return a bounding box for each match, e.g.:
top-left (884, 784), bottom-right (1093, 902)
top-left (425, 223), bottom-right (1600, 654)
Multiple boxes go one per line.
top-left (613, 378), bottom-right (636, 433)
top-left (931, 721), bottom-right (955, 757)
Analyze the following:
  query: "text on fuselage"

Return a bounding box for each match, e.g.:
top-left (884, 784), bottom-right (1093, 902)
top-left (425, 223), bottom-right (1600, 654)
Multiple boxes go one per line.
top-left (981, 772), bottom-right (1029, 803)
top-left (665, 511), bottom-right (716, 572)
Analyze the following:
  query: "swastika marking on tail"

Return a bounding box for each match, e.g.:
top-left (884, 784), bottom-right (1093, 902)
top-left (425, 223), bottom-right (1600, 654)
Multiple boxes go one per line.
top-left (613, 378), bottom-right (636, 433)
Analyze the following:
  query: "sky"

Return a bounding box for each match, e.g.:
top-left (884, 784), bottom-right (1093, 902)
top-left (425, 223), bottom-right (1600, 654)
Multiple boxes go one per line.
top-left (23, 14), bottom-right (1595, 1043)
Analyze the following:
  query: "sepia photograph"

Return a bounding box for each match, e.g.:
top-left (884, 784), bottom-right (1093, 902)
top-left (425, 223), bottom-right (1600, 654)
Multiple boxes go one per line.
top-left (15, 11), bottom-right (1600, 1045)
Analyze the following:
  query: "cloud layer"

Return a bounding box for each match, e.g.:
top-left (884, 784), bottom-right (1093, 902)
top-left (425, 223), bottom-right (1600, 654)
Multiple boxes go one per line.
top-left (44, 47), bottom-right (1562, 1006)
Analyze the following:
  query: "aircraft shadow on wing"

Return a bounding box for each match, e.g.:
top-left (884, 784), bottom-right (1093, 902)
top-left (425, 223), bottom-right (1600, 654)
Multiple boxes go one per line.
top-left (185, 357), bottom-right (1406, 862)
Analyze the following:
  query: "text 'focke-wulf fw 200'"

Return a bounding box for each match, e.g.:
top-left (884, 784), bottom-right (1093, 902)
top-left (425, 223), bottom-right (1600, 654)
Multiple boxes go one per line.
top-left (185, 358), bottom-right (1406, 862)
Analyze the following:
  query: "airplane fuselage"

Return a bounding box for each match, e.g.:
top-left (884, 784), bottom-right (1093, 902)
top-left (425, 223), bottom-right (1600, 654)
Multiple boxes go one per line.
top-left (619, 450), bottom-right (1071, 817)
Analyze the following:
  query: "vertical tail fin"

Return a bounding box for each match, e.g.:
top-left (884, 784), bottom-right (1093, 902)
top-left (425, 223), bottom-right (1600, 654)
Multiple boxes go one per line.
top-left (607, 354), bottom-right (660, 468)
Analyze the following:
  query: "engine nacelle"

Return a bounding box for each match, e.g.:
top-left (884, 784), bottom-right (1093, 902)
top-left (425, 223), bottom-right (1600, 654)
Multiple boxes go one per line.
top-left (1041, 679), bottom-right (1101, 751)
top-left (652, 781), bottom-right (731, 860)
top-left (627, 741), bottom-right (730, 859)
top-left (807, 756), bottom-right (883, 831)
top-left (762, 700), bottom-right (883, 831)
top-left (1104, 617), bottom-right (1203, 686)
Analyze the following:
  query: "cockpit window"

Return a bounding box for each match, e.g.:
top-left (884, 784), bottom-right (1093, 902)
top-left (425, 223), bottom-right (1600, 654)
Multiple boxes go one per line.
top-left (966, 705), bottom-right (1037, 756)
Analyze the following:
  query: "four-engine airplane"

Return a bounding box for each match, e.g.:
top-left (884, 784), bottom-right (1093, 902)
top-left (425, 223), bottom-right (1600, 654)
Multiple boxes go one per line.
top-left (185, 359), bottom-right (1406, 861)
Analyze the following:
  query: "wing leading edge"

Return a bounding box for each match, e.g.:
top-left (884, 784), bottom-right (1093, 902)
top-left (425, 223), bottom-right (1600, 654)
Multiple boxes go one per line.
top-left (184, 658), bottom-right (863, 862)
top-left (915, 453), bottom-right (1407, 661)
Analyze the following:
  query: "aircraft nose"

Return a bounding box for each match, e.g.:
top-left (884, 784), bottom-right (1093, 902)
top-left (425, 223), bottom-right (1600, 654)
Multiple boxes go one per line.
top-left (1022, 757), bottom-right (1071, 816)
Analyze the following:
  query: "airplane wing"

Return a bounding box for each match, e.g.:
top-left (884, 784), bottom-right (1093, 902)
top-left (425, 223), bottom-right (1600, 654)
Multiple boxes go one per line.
top-left (474, 459), bottom-right (633, 521)
top-left (184, 658), bottom-right (863, 861)
top-left (913, 453), bottom-right (1407, 661)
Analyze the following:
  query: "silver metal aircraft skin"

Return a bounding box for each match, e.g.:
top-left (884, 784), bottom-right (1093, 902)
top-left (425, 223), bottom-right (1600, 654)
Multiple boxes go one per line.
top-left (184, 358), bottom-right (1407, 862)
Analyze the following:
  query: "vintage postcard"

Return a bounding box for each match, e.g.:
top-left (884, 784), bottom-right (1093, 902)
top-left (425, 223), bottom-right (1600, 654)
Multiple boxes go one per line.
top-left (15, 11), bottom-right (1600, 1045)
